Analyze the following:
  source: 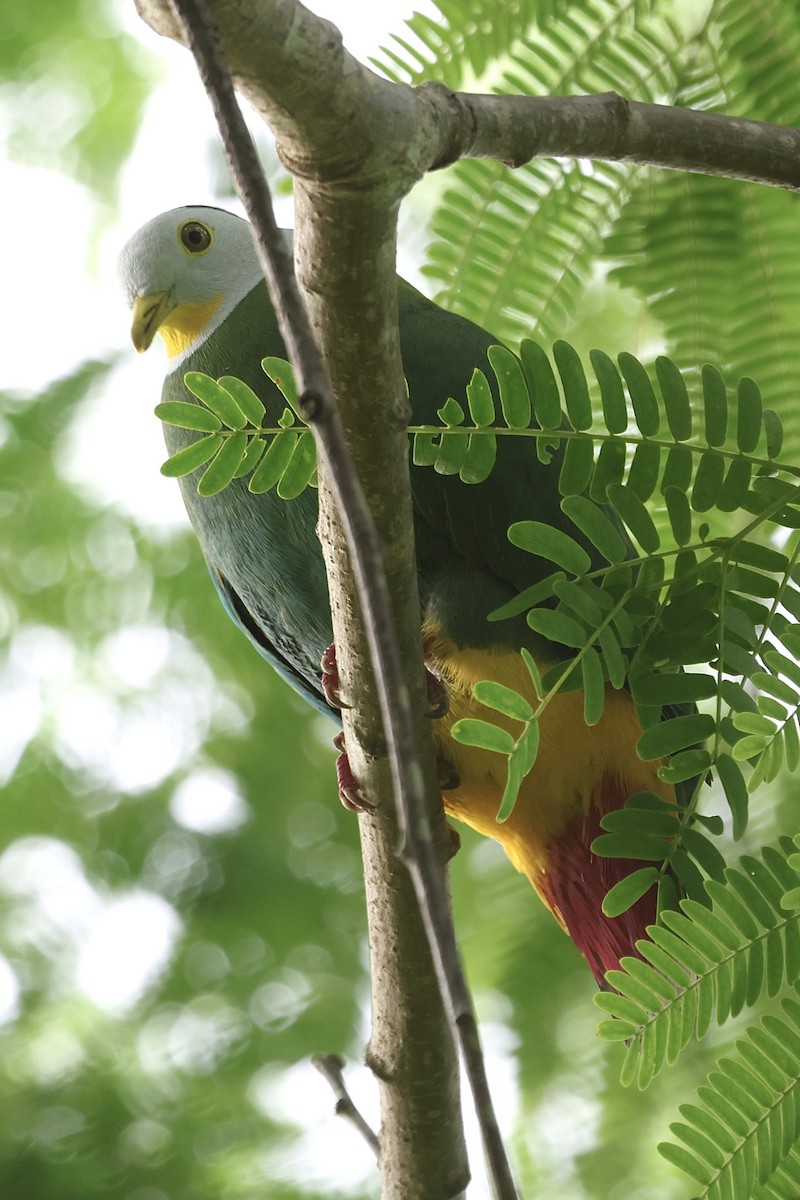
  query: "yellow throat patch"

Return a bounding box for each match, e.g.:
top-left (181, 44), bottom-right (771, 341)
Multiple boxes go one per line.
top-left (158, 295), bottom-right (224, 358)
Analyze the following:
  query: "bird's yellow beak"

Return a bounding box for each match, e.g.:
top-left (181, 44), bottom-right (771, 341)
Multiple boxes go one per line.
top-left (130, 291), bottom-right (174, 353)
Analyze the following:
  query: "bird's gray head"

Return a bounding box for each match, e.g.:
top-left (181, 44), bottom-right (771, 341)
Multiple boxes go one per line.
top-left (118, 205), bottom-right (264, 367)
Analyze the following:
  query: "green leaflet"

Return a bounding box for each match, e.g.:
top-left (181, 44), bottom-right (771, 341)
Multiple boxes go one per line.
top-left (658, 749), bottom-right (712, 786)
top-left (718, 457), bottom-right (751, 511)
top-left (465, 368), bottom-right (495, 426)
top-left (278, 431), bottom-right (317, 500)
top-left (554, 339), bottom-right (592, 430)
top-left (218, 375), bottom-right (266, 425)
top-left (737, 377), bottom-right (762, 453)
top-left (656, 356), bottom-right (692, 441)
top-left (507, 520), bottom-right (591, 575)
top-left (412, 431), bottom-right (439, 467)
top-left (701, 364), bottom-right (728, 447)
top-left (637, 714), bottom-right (715, 761)
top-left (451, 718), bottom-right (515, 755)
top-left (591, 348), bottom-right (628, 434)
top-left (520, 338), bottom-right (562, 430)
top-left (630, 671), bottom-right (717, 706)
top-left (198, 432), bottom-right (248, 496)
top-left (155, 401), bottom-right (222, 432)
top-left (558, 437), bottom-right (594, 496)
top-left (619, 351), bottom-right (660, 437)
top-left (661, 443), bottom-right (693, 493)
top-left (487, 344), bottom-right (530, 428)
top-left (437, 396), bottom-right (466, 426)
top-left (459, 431), bottom-right (497, 483)
top-left (602, 867), bottom-right (660, 919)
top-left (606, 482), bottom-right (660, 553)
top-left (581, 646), bottom-right (606, 726)
top-left (664, 485), bottom-right (692, 546)
top-left (590, 439), bottom-right (626, 504)
top-left (184, 371), bottom-right (248, 429)
top-left (691, 450), bottom-right (725, 512)
top-left (560, 495), bottom-right (627, 563)
top-left (473, 679), bottom-right (533, 723)
top-left (160, 434), bottom-right (223, 478)
top-left (526, 608), bottom-right (588, 648)
top-left (262, 356), bottom-right (300, 410)
top-left (763, 408), bottom-right (785, 459)
top-left (234, 436), bottom-right (266, 478)
top-left (434, 429), bottom-right (470, 475)
top-left (627, 440), bottom-right (661, 502)
top-left (248, 431), bottom-right (298, 494)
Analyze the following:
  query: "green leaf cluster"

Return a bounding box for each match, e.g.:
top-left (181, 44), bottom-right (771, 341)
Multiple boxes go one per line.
top-left (158, 360), bottom-right (316, 499)
top-left (2, 0), bottom-right (156, 195)
top-left (419, 340), bottom-right (800, 892)
top-left (450, 649), bottom-right (543, 821)
top-left (412, 362), bottom-right (499, 482)
top-left (596, 836), bottom-right (800, 1200)
top-left (376, 1), bottom-right (800, 458)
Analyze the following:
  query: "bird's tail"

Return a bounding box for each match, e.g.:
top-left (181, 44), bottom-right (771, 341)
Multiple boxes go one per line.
top-left (536, 773), bottom-right (663, 986)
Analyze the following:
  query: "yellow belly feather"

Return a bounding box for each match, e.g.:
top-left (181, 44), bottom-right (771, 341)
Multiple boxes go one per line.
top-left (425, 629), bottom-right (674, 905)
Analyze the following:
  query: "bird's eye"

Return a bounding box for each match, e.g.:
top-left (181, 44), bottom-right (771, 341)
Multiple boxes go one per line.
top-left (179, 221), bottom-right (213, 254)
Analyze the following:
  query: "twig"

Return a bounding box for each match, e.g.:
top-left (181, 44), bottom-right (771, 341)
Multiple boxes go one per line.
top-left (312, 1053), bottom-right (381, 1160)
top-left (165, 1), bottom-right (517, 1197)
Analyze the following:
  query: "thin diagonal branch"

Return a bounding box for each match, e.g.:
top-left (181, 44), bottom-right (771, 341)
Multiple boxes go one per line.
top-left (163, 1), bottom-right (515, 1197)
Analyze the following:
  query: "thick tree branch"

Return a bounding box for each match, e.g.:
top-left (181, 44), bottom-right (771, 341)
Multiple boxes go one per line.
top-left (139, 0), bottom-right (800, 192)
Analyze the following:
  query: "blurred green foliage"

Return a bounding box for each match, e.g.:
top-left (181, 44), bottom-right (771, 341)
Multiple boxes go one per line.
top-left (1, 0), bottom-right (155, 195)
top-left (0, 361), bottom-right (368, 1198)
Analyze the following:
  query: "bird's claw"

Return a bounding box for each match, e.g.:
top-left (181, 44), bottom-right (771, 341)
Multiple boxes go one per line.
top-left (425, 668), bottom-right (450, 720)
top-left (322, 641), bottom-right (449, 718)
top-left (422, 637), bottom-right (449, 719)
top-left (321, 644), bottom-right (350, 710)
top-left (333, 730), bottom-right (374, 813)
top-left (436, 753), bottom-right (460, 792)
top-left (324, 638), bottom-right (450, 812)
top-left (444, 823), bottom-right (461, 862)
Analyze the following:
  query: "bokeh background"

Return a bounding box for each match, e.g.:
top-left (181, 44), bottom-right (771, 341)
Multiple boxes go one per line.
top-left (2, 2), bottom-right (794, 1198)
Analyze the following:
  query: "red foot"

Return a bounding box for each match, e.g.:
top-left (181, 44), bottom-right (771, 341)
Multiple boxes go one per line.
top-left (322, 641), bottom-right (449, 718)
top-left (323, 640), bottom-right (451, 813)
top-left (425, 667), bottom-right (449, 719)
top-left (333, 730), bottom-right (373, 813)
top-left (422, 637), bottom-right (449, 719)
top-left (321, 644), bottom-right (348, 710)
